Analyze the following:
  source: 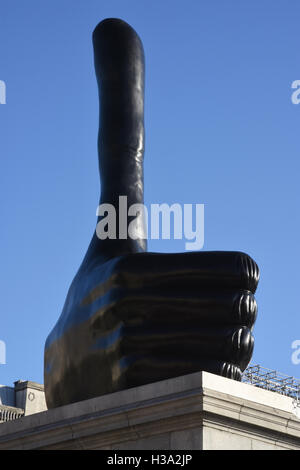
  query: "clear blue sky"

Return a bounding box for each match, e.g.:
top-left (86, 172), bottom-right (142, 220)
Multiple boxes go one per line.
top-left (1, 0), bottom-right (300, 387)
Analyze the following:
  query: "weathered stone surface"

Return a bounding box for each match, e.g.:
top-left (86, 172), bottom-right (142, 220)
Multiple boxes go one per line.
top-left (0, 372), bottom-right (299, 450)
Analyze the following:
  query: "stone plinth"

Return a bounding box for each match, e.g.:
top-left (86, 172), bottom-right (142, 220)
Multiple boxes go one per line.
top-left (0, 380), bottom-right (46, 423)
top-left (0, 371), bottom-right (299, 450)
top-left (14, 380), bottom-right (47, 416)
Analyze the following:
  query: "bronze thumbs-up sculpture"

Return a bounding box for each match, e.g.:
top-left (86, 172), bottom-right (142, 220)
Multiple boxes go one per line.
top-left (44, 19), bottom-right (259, 408)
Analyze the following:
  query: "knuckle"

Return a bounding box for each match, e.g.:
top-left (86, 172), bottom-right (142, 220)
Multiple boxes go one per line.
top-left (235, 252), bottom-right (260, 292)
top-left (233, 291), bottom-right (257, 327)
top-left (229, 326), bottom-right (254, 371)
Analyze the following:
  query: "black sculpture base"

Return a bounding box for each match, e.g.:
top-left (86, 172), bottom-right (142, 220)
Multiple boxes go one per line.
top-left (45, 250), bottom-right (259, 408)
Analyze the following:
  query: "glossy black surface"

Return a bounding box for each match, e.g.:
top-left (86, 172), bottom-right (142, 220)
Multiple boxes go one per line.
top-left (44, 18), bottom-right (260, 408)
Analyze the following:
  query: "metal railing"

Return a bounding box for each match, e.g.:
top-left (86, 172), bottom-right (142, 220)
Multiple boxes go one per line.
top-left (242, 364), bottom-right (300, 401)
